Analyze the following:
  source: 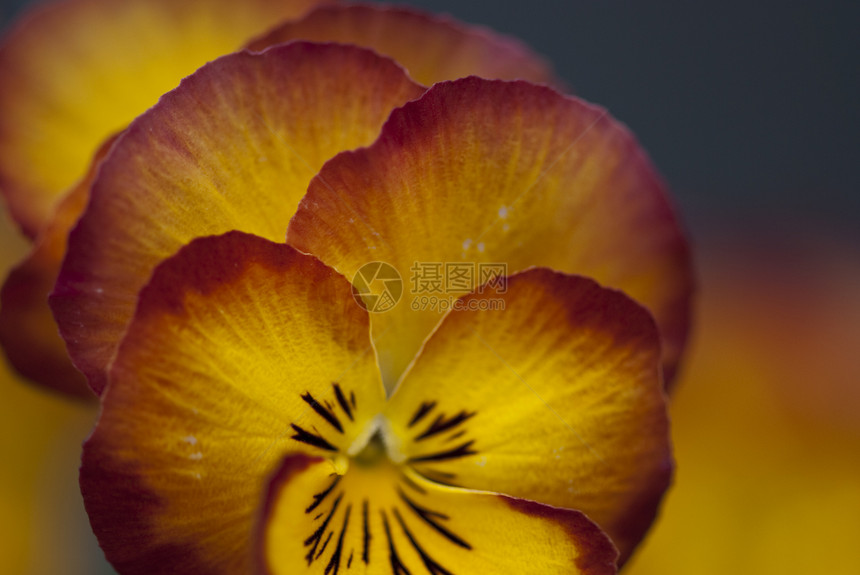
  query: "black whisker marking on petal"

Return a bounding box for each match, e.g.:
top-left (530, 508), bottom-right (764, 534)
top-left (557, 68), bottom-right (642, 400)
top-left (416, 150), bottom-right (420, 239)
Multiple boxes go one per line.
top-left (333, 383), bottom-right (354, 421)
top-left (415, 411), bottom-right (475, 442)
top-left (393, 508), bottom-right (455, 575)
top-left (400, 473), bottom-right (427, 494)
top-left (350, 391), bottom-right (357, 409)
top-left (291, 424), bottom-right (338, 452)
top-left (398, 489), bottom-right (471, 549)
top-left (362, 499), bottom-right (371, 564)
top-left (307, 475), bottom-right (342, 514)
top-left (416, 469), bottom-right (459, 488)
top-left (348, 551), bottom-right (354, 568)
top-left (316, 531), bottom-right (334, 559)
top-left (418, 469), bottom-right (456, 480)
top-left (445, 430), bottom-right (466, 443)
top-left (381, 510), bottom-right (411, 575)
top-left (408, 401), bottom-right (436, 428)
top-left (314, 512), bottom-right (323, 521)
top-left (324, 504), bottom-right (351, 575)
top-left (398, 489), bottom-right (445, 519)
top-left (305, 493), bottom-right (343, 564)
top-left (409, 441), bottom-right (477, 463)
top-left (302, 392), bottom-right (344, 433)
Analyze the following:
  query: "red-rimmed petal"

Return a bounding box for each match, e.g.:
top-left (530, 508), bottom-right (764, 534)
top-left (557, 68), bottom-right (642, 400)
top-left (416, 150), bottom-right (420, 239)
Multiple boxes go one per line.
top-left (51, 42), bottom-right (425, 395)
top-left (81, 232), bottom-right (385, 575)
top-left (0, 0), bottom-right (325, 237)
top-left (383, 269), bottom-right (671, 564)
top-left (0, 135), bottom-right (119, 398)
top-left (288, 77), bottom-right (693, 392)
top-left (246, 3), bottom-right (555, 87)
top-left (258, 453), bottom-right (617, 574)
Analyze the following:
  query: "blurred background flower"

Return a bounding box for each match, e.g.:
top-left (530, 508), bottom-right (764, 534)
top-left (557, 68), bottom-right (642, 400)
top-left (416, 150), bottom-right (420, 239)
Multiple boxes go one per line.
top-left (0, 221), bottom-right (112, 573)
top-left (1, 1), bottom-right (858, 573)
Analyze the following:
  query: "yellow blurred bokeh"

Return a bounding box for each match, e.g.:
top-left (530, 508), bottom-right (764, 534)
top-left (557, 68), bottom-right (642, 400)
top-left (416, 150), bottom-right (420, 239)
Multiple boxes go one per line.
top-left (628, 232), bottom-right (860, 575)
top-left (0, 216), bottom-right (108, 574)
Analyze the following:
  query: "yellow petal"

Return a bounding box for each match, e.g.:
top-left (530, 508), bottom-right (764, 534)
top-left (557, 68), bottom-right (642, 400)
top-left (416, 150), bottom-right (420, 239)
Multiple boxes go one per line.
top-left (0, 0), bottom-right (324, 236)
top-left (51, 42), bottom-right (424, 394)
top-left (288, 78), bottom-right (693, 392)
top-left (247, 3), bottom-right (555, 86)
top-left (383, 269), bottom-right (671, 564)
top-left (81, 232), bottom-right (385, 574)
top-left (260, 453), bottom-right (617, 574)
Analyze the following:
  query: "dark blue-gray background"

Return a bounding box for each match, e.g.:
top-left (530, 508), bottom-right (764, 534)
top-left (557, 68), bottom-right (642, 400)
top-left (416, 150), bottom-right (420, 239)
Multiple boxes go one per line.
top-left (4, 0), bottom-right (858, 240)
top-left (386, 1), bottom-right (860, 240)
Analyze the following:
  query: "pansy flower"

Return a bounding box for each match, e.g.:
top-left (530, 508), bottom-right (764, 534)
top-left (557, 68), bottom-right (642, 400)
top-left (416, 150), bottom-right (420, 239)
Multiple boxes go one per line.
top-left (43, 38), bottom-right (689, 569)
top-left (48, 37), bottom-right (691, 401)
top-left (1, 0), bottom-right (693, 569)
top-left (81, 230), bottom-right (670, 574)
top-left (0, 0), bottom-right (552, 397)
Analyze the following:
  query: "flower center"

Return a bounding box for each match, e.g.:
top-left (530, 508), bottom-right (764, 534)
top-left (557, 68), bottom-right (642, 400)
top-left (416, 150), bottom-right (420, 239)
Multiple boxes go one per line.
top-left (288, 383), bottom-right (480, 485)
top-left (352, 429), bottom-right (388, 468)
top-left (283, 384), bottom-right (482, 572)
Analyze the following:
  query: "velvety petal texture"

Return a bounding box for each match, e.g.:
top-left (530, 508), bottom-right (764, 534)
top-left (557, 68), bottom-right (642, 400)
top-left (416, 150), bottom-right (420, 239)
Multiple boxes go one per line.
top-left (384, 269), bottom-right (670, 563)
top-left (288, 78), bottom-right (693, 392)
top-left (81, 232), bottom-right (386, 575)
top-left (246, 3), bottom-right (554, 87)
top-left (51, 42), bottom-right (424, 394)
top-left (0, 135), bottom-right (118, 398)
top-left (259, 454), bottom-right (617, 574)
top-left (0, 0), bottom-right (324, 236)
